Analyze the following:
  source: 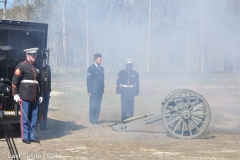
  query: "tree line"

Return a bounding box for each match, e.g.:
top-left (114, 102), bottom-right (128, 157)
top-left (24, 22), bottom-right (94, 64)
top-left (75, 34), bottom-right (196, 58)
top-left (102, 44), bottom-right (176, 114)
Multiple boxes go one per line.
top-left (1, 0), bottom-right (240, 74)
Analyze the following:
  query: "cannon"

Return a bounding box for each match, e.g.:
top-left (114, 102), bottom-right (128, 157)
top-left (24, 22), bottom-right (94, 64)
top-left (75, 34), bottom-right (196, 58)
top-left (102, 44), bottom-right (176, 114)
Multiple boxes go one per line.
top-left (111, 89), bottom-right (211, 139)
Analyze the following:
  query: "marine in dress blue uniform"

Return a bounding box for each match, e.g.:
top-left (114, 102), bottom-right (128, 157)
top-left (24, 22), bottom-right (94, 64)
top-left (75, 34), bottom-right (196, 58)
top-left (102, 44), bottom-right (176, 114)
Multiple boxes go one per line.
top-left (87, 53), bottom-right (104, 124)
top-left (116, 59), bottom-right (139, 121)
top-left (12, 48), bottom-right (43, 144)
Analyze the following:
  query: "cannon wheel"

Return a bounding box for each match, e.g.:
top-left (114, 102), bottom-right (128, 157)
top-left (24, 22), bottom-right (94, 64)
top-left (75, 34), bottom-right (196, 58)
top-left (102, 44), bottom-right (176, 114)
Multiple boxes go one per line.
top-left (162, 89), bottom-right (211, 139)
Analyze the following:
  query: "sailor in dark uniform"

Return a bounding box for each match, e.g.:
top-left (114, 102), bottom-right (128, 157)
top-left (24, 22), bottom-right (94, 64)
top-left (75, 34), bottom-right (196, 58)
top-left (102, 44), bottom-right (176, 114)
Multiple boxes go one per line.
top-left (86, 53), bottom-right (104, 124)
top-left (116, 59), bottom-right (139, 121)
top-left (12, 48), bottom-right (43, 144)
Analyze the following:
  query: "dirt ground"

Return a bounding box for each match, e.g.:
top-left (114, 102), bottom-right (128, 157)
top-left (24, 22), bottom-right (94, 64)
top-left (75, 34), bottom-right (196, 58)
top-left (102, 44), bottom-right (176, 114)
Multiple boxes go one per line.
top-left (1, 73), bottom-right (240, 160)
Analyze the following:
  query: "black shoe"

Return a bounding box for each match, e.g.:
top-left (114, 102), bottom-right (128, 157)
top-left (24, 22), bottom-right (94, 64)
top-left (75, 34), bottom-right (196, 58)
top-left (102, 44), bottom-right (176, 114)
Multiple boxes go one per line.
top-left (92, 121), bottom-right (99, 124)
top-left (90, 122), bottom-right (97, 124)
top-left (90, 120), bottom-right (96, 124)
top-left (22, 140), bottom-right (30, 144)
top-left (30, 139), bottom-right (40, 143)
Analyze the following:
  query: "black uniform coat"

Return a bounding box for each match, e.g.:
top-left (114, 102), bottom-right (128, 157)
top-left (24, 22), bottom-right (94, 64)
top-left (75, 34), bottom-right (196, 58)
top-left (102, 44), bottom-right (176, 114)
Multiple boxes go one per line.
top-left (12, 60), bottom-right (42, 102)
top-left (116, 69), bottom-right (139, 98)
top-left (87, 64), bottom-right (104, 94)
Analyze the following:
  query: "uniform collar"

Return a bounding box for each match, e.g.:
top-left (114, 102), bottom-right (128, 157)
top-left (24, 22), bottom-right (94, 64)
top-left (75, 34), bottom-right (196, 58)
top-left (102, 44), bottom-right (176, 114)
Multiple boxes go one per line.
top-left (94, 63), bottom-right (98, 68)
top-left (125, 68), bottom-right (132, 72)
top-left (26, 60), bottom-right (34, 65)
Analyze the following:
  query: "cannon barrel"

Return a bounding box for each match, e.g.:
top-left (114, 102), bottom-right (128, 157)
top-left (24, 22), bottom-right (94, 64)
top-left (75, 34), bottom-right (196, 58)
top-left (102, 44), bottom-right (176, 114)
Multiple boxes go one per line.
top-left (123, 114), bottom-right (153, 123)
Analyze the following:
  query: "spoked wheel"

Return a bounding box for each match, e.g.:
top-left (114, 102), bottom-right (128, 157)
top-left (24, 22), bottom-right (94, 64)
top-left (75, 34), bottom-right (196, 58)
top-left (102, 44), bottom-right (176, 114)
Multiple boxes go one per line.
top-left (162, 89), bottom-right (211, 139)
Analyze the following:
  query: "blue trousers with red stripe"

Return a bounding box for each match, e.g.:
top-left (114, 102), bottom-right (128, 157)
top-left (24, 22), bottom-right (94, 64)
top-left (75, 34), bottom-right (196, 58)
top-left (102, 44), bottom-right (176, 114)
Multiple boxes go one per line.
top-left (20, 99), bottom-right (38, 141)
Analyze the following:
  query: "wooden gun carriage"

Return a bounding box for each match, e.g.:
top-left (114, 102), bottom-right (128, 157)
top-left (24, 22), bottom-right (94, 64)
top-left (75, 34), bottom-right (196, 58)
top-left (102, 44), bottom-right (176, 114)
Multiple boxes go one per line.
top-left (111, 89), bottom-right (211, 139)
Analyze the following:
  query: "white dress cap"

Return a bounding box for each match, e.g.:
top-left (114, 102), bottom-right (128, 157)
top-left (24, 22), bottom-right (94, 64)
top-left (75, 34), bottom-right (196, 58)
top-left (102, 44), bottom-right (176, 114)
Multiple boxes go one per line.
top-left (0, 45), bottom-right (12, 51)
top-left (125, 59), bottom-right (133, 64)
top-left (23, 48), bottom-right (39, 54)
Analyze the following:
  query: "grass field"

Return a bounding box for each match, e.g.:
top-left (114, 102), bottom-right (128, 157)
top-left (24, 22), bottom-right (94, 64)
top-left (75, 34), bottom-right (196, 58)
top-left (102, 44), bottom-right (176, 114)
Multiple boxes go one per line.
top-left (1, 72), bottom-right (240, 159)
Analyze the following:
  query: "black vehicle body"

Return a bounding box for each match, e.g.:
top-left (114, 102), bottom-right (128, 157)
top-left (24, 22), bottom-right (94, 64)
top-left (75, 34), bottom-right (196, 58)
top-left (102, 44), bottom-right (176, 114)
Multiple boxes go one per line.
top-left (0, 19), bottom-right (49, 132)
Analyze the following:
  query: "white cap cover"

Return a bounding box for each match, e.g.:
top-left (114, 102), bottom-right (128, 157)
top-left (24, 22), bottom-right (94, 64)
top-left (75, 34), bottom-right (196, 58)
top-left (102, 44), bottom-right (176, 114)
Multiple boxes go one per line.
top-left (125, 59), bottom-right (133, 64)
top-left (23, 48), bottom-right (39, 54)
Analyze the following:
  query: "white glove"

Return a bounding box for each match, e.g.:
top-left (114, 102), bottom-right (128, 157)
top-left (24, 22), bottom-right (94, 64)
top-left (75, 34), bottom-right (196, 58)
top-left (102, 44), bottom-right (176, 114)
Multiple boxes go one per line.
top-left (39, 97), bottom-right (43, 103)
top-left (14, 94), bottom-right (20, 103)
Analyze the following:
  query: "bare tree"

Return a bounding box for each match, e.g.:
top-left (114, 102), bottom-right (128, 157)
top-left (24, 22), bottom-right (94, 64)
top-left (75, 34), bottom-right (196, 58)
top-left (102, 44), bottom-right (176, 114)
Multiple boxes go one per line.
top-left (186, 2), bottom-right (192, 71)
top-left (103, 0), bottom-right (115, 71)
top-left (3, 0), bottom-right (7, 19)
top-left (49, 0), bottom-right (67, 72)
top-left (85, 0), bottom-right (89, 68)
top-left (4, 0), bottom-right (240, 74)
top-left (146, 0), bottom-right (152, 73)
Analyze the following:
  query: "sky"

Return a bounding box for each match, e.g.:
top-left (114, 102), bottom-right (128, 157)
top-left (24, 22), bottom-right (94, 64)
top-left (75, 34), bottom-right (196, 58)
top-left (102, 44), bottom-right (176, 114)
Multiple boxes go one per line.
top-left (0, 0), bottom-right (14, 9)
